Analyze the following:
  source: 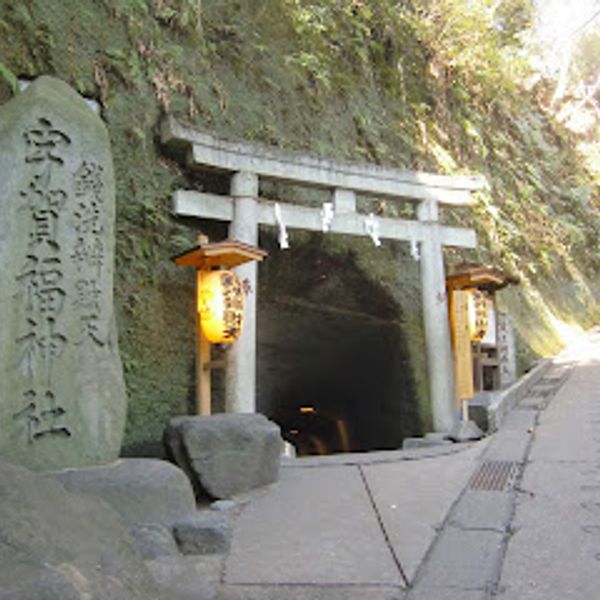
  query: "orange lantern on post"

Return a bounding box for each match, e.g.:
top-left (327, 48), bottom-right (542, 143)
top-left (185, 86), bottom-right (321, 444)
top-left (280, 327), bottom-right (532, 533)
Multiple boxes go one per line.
top-left (173, 238), bottom-right (267, 415)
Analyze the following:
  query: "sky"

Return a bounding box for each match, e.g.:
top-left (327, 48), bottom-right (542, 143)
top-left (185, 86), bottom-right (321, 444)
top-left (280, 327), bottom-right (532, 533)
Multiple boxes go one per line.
top-left (532, 0), bottom-right (600, 75)
top-left (535, 0), bottom-right (600, 45)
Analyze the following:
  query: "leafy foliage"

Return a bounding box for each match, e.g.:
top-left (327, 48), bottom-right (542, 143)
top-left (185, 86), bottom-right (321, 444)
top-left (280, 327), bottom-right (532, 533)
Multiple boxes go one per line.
top-left (0, 0), bottom-right (598, 446)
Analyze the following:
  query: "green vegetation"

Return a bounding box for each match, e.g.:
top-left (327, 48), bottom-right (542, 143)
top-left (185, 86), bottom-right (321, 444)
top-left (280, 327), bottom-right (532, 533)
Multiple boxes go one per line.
top-left (0, 0), bottom-right (598, 447)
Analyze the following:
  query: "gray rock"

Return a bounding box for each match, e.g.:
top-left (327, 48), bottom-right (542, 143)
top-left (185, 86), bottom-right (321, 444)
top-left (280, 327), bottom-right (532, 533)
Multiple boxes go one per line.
top-left (447, 420), bottom-right (484, 443)
top-left (146, 556), bottom-right (222, 600)
top-left (0, 459), bottom-right (163, 599)
top-left (173, 513), bottom-right (232, 555)
top-left (0, 76), bottom-right (127, 471)
top-left (165, 413), bottom-right (283, 499)
top-left (51, 458), bottom-right (197, 527)
top-left (130, 524), bottom-right (180, 560)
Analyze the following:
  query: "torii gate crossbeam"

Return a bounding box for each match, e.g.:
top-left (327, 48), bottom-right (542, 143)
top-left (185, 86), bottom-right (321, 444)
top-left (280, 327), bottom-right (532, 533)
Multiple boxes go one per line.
top-left (161, 116), bottom-right (486, 433)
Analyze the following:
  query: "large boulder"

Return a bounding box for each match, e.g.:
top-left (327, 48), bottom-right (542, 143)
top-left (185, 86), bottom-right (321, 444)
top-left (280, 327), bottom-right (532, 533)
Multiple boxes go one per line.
top-left (0, 76), bottom-right (127, 470)
top-left (51, 458), bottom-right (197, 527)
top-left (0, 460), bottom-right (163, 599)
top-left (164, 414), bottom-right (283, 499)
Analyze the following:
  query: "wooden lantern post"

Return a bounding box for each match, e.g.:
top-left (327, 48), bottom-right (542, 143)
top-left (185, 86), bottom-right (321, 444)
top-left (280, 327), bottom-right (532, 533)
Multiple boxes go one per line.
top-left (173, 237), bottom-right (267, 416)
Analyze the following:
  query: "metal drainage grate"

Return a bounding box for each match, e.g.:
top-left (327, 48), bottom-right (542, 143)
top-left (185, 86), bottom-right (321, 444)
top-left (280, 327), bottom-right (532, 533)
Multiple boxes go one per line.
top-left (468, 460), bottom-right (521, 492)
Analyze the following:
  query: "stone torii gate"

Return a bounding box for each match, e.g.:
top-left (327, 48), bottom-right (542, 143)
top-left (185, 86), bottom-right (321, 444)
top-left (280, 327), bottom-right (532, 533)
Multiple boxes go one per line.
top-left (161, 116), bottom-right (486, 433)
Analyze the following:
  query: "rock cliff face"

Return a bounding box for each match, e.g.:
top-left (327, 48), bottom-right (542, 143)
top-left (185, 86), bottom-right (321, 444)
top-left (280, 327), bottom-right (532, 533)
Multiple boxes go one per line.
top-left (0, 1), bottom-right (598, 452)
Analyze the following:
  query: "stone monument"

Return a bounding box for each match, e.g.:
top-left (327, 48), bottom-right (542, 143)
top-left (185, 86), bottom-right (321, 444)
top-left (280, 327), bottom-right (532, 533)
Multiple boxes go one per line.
top-left (0, 76), bottom-right (127, 470)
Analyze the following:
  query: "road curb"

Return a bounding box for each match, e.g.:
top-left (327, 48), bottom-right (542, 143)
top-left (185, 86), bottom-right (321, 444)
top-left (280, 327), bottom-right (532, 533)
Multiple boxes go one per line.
top-left (486, 359), bottom-right (553, 433)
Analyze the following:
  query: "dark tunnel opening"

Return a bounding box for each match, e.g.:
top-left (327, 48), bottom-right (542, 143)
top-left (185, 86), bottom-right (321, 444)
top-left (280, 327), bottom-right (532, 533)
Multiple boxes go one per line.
top-left (256, 232), bottom-right (424, 456)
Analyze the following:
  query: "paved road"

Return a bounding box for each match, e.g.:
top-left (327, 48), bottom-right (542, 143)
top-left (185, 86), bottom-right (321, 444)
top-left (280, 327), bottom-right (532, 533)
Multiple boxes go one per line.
top-left (497, 327), bottom-right (600, 599)
top-left (218, 327), bottom-right (600, 600)
top-left (408, 326), bottom-right (600, 600)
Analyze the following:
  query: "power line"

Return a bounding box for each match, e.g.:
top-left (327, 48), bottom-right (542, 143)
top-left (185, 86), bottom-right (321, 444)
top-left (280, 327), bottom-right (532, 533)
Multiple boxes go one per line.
top-left (568, 7), bottom-right (600, 40)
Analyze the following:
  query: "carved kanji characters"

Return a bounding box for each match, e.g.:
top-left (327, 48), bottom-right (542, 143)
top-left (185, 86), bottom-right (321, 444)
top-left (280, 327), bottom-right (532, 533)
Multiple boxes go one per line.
top-left (23, 118), bottom-right (71, 167)
top-left (13, 389), bottom-right (71, 443)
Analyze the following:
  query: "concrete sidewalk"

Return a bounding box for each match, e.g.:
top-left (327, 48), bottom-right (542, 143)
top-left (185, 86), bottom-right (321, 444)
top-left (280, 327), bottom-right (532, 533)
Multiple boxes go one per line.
top-left (218, 327), bottom-right (599, 600)
top-left (221, 442), bottom-right (488, 599)
top-left (226, 442), bottom-right (487, 592)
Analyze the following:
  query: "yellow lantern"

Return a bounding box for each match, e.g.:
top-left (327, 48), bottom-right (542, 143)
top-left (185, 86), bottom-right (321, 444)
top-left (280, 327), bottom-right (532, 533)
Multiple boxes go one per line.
top-left (197, 270), bottom-right (244, 343)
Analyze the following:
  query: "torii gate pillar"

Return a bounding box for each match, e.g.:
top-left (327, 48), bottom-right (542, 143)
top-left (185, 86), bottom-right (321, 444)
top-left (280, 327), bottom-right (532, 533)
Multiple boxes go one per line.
top-left (226, 171), bottom-right (259, 413)
top-left (418, 200), bottom-right (456, 431)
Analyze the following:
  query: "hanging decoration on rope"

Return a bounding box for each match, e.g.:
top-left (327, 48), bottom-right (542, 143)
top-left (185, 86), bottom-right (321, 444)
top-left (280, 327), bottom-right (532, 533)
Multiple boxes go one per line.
top-left (273, 203), bottom-right (289, 249)
top-left (320, 202), bottom-right (334, 232)
top-left (410, 236), bottom-right (421, 261)
top-left (364, 213), bottom-right (381, 247)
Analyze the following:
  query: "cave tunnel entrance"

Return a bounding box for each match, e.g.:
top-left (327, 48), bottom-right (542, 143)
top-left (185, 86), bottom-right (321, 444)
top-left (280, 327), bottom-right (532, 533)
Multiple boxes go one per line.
top-left (256, 233), bottom-right (424, 456)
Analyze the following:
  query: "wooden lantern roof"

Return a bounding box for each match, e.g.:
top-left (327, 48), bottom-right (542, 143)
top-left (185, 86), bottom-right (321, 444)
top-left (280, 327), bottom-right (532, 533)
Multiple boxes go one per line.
top-left (446, 263), bottom-right (519, 293)
top-left (173, 238), bottom-right (268, 269)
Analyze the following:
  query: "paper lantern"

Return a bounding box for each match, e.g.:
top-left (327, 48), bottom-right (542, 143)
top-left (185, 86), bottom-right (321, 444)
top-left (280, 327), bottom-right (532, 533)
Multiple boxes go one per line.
top-left (197, 270), bottom-right (244, 343)
top-left (467, 289), bottom-right (489, 342)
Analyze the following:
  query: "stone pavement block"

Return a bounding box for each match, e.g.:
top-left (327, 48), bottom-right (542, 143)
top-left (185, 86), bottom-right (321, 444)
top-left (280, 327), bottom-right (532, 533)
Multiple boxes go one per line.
top-left (517, 398), bottom-right (548, 411)
top-left (408, 586), bottom-right (489, 600)
top-left (448, 490), bottom-right (513, 532)
top-left (218, 585), bottom-right (406, 600)
top-left (499, 410), bottom-right (537, 431)
top-left (225, 466), bottom-right (403, 586)
top-left (362, 442), bottom-right (486, 583)
top-left (415, 528), bottom-right (504, 589)
top-left (483, 430), bottom-right (531, 463)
